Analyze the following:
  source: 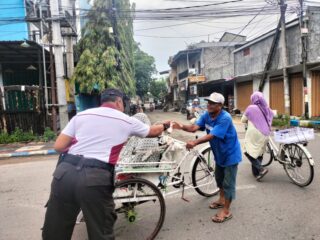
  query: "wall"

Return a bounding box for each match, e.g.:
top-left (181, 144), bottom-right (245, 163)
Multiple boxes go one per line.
top-left (308, 7), bottom-right (320, 63)
top-left (203, 46), bottom-right (235, 80)
top-left (235, 36), bottom-right (273, 76)
top-left (234, 21), bottom-right (302, 76)
top-left (0, 0), bottom-right (28, 40)
top-left (176, 58), bottom-right (188, 80)
top-left (286, 25), bottom-right (302, 67)
top-left (220, 33), bottom-right (246, 42)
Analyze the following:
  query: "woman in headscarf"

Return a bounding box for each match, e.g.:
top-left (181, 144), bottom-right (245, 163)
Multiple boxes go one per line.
top-left (241, 91), bottom-right (274, 181)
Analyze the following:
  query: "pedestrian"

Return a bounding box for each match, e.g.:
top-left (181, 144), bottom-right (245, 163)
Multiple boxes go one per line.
top-left (172, 92), bottom-right (242, 223)
top-left (241, 91), bottom-right (274, 181)
top-left (42, 88), bottom-right (172, 240)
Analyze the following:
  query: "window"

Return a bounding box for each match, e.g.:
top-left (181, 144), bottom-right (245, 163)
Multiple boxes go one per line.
top-left (243, 47), bottom-right (250, 56)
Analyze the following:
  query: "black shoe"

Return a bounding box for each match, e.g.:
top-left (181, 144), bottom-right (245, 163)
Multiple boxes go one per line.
top-left (256, 169), bottom-right (268, 181)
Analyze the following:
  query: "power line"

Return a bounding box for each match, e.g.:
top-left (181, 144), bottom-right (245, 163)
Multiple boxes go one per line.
top-left (202, 3), bottom-right (268, 69)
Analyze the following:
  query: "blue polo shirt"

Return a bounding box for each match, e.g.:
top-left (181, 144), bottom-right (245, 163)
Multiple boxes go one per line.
top-left (196, 110), bottom-right (242, 167)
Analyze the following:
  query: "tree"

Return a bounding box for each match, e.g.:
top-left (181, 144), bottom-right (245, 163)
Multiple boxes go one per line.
top-left (134, 43), bottom-right (157, 99)
top-left (149, 78), bottom-right (167, 100)
top-left (71, 0), bottom-right (135, 95)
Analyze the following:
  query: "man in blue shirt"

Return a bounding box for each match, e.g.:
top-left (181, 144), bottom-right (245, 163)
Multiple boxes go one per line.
top-left (173, 92), bottom-right (241, 223)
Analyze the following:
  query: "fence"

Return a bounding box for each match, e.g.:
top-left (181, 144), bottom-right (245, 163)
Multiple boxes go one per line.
top-left (0, 85), bottom-right (48, 134)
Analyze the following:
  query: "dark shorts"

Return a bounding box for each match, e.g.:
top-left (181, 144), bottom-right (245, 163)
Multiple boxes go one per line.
top-left (215, 164), bottom-right (238, 200)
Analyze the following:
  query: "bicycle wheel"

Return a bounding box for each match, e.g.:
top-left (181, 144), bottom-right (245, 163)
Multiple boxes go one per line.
top-left (261, 142), bottom-right (274, 167)
top-left (191, 147), bottom-right (219, 197)
top-left (282, 143), bottom-right (314, 187)
top-left (113, 178), bottom-right (166, 240)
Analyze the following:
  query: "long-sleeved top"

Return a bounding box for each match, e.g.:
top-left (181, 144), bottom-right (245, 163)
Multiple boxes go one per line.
top-left (241, 114), bottom-right (269, 159)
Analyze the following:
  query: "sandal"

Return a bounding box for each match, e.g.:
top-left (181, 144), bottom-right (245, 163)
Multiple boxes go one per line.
top-left (209, 202), bottom-right (224, 209)
top-left (211, 213), bottom-right (233, 223)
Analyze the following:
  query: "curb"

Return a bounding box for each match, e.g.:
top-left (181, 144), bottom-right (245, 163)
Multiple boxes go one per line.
top-left (290, 119), bottom-right (320, 127)
top-left (0, 149), bottom-right (57, 159)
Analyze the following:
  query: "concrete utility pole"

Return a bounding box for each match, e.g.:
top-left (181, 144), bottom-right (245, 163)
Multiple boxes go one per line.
top-left (39, 3), bottom-right (49, 117)
top-left (48, 16), bottom-right (57, 133)
top-left (300, 0), bottom-right (309, 118)
top-left (279, 0), bottom-right (290, 115)
top-left (49, 0), bottom-right (68, 130)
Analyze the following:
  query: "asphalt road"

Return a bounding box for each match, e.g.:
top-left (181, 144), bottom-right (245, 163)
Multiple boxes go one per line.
top-left (0, 110), bottom-right (320, 240)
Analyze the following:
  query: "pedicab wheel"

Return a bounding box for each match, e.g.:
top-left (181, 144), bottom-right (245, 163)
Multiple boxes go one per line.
top-left (282, 143), bottom-right (314, 187)
top-left (113, 178), bottom-right (166, 240)
top-left (191, 147), bottom-right (219, 197)
top-left (261, 142), bottom-right (274, 167)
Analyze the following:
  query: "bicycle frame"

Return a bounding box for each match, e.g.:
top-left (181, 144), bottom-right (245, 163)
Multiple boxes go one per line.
top-left (116, 141), bottom-right (214, 199)
top-left (268, 136), bottom-right (314, 166)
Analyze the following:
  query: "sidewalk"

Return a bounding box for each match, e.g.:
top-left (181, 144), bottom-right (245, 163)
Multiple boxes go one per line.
top-left (0, 141), bottom-right (57, 159)
top-left (0, 115), bottom-right (245, 159)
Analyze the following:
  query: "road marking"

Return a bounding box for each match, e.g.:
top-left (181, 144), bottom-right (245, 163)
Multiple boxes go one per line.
top-left (15, 145), bottom-right (44, 152)
top-left (237, 184), bottom-right (256, 190)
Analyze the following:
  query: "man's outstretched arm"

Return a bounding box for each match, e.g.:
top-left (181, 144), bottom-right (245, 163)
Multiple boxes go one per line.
top-left (172, 122), bottom-right (200, 133)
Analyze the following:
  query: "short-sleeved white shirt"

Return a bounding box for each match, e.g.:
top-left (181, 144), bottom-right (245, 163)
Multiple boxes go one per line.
top-left (62, 106), bottom-right (150, 164)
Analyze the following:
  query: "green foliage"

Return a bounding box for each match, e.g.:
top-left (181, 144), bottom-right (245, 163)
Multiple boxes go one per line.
top-left (43, 127), bottom-right (57, 142)
top-left (134, 43), bottom-right (157, 99)
top-left (72, 0), bottom-right (136, 96)
top-left (0, 132), bottom-right (10, 144)
top-left (272, 114), bottom-right (290, 127)
top-left (149, 78), bottom-right (167, 100)
top-left (0, 128), bottom-right (57, 144)
top-left (0, 128), bottom-right (37, 144)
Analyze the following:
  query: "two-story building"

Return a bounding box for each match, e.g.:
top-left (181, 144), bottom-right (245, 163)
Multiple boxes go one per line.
top-left (234, 6), bottom-right (320, 117)
top-left (168, 32), bottom-right (246, 110)
top-left (0, 0), bottom-right (77, 133)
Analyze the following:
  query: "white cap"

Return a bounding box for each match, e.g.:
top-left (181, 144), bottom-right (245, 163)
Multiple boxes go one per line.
top-left (204, 92), bottom-right (225, 104)
top-left (193, 98), bottom-right (199, 102)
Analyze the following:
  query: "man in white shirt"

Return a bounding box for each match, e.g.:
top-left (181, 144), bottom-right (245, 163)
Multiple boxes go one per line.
top-left (42, 88), bottom-right (171, 240)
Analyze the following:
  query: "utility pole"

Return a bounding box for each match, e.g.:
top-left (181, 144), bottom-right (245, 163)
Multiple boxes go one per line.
top-left (39, 2), bottom-right (49, 117)
top-left (48, 12), bottom-right (57, 133)
top-left (300, 0), bottom-right (309, 118)
top-left (279, 0), bottom-right (290, 115)
top-left (49, 0), bottom-right (68, 130)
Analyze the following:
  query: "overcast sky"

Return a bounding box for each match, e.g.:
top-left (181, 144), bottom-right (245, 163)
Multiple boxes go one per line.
top-left (130, 0), bottom-right (309, 72)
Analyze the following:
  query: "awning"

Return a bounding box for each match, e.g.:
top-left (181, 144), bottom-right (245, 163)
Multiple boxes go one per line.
top-left (0, 40), bottom-right (50, 65)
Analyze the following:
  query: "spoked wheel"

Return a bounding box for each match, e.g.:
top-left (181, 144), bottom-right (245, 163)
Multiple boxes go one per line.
top-left (192, 147), bottom-right (219, 197)
top-left (261, 142), bottom-right (274, 167)
top-left (282, 143), bottom-right (314, 187)
top-left (113, 178), bottom-right (166, 240)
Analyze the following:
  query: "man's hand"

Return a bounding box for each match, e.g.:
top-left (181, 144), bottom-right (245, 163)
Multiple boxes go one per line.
top-left (162, 120), bottom-right (171, 125)
top-left (186, 140), bottom-right (197, 150)
top-left (172, 121), bottom-right (183, 130)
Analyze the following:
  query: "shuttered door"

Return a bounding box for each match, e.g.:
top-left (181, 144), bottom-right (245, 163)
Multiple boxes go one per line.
top-left (290, 74), bottom-right (303, 116)
top-left (312, 71), bottom-right (320, 116)
top-left (270, 78), bottom-right (285, 114)
top-left (237, 81), bottom-right (253, 112)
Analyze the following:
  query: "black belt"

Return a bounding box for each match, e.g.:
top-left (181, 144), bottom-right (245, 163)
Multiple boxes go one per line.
top-left (62, 153), bottom-right (114, 172)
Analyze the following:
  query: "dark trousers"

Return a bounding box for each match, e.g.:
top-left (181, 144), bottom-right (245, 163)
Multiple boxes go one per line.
top-left (244, 152), bottom-right (263, 177)
top-left (42, 154), bottom-right (117, 240)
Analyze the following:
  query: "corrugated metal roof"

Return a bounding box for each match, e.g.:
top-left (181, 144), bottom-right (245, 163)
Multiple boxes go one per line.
top-left (0, 40), bottom-right (50, 65)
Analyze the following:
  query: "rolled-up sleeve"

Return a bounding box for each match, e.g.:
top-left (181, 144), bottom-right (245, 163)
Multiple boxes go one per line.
top-left (61, 117), bottom-right (76, 137)
top-left (130, 117), bottom-right (150, 137)
top-left (210, 118), bottom-right (231, 139)
top-left (241, 114), bottom-right (248, 123)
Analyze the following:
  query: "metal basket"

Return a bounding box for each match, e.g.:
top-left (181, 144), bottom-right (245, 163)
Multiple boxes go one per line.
top-left (273, 127), bottom-right (314, 144)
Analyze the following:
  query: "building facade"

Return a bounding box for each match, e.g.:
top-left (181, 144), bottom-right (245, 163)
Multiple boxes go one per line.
top-left (0, 0), bottom-right (77, 133)
top-left (168, 33), bottom-right (246, 110)
top-left (233, 6), bottom-right (320, 117)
